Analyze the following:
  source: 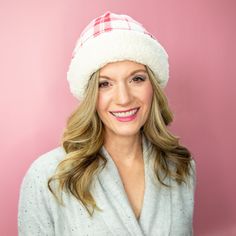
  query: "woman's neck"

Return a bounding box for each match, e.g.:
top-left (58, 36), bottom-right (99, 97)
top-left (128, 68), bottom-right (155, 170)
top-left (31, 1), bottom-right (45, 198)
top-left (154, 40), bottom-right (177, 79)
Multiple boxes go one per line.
top-left (103, 131), bottom-right (143, 166)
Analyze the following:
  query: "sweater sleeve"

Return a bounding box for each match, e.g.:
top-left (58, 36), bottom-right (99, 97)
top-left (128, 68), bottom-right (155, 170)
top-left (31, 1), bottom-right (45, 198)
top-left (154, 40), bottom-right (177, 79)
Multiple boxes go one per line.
top-left (18, 158), bottom-right (55, 236)
top-left (190, 159), bottom-right (197, 236)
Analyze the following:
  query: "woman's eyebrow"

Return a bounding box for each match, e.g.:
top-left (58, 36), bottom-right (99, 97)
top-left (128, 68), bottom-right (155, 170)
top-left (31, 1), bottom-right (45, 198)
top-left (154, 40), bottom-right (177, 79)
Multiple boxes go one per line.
top-left (99, 69), bottom-right (148, 79)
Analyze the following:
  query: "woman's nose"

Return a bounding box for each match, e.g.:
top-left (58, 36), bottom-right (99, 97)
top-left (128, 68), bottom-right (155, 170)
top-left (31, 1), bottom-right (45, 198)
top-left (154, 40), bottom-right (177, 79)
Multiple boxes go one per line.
top-left (114, 83), bottom-right (132, 105)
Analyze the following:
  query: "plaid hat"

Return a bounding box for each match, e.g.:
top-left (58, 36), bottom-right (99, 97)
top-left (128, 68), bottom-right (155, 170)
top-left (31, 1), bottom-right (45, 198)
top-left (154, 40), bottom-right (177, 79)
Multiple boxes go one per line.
top-left (67, 11), bottom-right (169, 100)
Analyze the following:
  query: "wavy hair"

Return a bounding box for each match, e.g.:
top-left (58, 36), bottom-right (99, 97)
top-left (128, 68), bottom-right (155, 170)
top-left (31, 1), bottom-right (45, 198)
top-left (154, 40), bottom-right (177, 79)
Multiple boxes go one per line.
top-left (48, 64), bottom-right (193, 216)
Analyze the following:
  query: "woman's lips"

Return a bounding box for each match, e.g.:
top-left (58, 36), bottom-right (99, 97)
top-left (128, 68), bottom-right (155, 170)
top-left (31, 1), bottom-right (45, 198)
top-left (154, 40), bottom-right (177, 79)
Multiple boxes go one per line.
top-left (109, 107), bottom-right (140, 122)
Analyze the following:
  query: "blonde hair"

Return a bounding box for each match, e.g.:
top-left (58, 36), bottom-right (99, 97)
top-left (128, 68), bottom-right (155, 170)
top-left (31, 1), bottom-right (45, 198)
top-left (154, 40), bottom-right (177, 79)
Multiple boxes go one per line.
top-left (144, 66), bottom-right (192, 185)
top-left (48, 65), bottom-right (193, 216)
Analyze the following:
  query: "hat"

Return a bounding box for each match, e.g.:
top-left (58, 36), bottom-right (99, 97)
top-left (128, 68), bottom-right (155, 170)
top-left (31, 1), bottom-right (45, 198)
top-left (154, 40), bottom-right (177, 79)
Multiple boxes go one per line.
top-left (67, 11), bottom-right (169, 101)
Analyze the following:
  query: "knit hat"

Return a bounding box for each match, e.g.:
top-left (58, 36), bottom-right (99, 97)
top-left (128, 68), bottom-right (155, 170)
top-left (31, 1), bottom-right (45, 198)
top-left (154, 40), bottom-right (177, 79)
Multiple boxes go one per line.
top-left (67, 11), bottom-right (169, 101)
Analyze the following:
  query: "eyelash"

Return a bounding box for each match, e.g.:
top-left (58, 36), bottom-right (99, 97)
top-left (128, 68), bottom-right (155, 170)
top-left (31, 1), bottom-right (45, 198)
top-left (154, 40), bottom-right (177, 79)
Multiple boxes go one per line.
top-left (98, 81), bottom-right (110, 88)
top-left (131, 76), bottom-right (146, 83)
top-left (98, 75), bottom-right (146, 88)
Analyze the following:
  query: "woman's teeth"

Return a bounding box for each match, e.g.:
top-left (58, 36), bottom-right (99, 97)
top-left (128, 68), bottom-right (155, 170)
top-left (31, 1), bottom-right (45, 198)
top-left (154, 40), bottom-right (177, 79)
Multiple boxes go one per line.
top-left (111, 108), bottom-right (138, 118)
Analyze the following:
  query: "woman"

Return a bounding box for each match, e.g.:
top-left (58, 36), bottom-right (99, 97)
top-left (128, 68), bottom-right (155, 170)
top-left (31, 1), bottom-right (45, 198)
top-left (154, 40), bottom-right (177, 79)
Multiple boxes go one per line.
top-left (18, 11), bottom-right (196, 235)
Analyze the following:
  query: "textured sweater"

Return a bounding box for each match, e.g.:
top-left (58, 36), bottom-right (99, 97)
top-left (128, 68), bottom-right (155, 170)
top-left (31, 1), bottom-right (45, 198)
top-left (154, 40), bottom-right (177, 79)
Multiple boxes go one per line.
top-left (18, 135), bottom-right (196, 236)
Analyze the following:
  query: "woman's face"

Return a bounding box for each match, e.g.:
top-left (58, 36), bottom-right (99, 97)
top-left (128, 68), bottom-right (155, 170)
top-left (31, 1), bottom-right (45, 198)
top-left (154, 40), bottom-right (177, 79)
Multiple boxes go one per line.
top-left (96, 60), bottom-right (153, 138)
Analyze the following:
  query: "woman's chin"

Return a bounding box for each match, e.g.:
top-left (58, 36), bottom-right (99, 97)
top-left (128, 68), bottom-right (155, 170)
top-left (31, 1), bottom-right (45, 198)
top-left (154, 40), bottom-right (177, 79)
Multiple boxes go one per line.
top-left (107, 127), bottom-right (141, 138)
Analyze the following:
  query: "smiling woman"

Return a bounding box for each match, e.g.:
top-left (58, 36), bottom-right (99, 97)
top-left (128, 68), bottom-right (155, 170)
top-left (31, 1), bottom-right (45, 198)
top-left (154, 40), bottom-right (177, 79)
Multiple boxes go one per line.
top-left (97, 61), bottom-right (153, 137)
top-left (18, 11), bottom-right (196, 236)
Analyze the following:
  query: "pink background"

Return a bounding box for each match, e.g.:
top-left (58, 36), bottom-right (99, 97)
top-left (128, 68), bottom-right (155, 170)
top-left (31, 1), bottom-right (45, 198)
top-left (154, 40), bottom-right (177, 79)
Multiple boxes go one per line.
top-left (1, 0), bottom-right (236, 235)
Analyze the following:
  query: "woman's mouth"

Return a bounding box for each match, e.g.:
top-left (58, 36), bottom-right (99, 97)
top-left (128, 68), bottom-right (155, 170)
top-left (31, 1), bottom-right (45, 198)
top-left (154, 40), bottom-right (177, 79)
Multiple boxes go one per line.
top-left (109, 108), bottom-right (139, 122)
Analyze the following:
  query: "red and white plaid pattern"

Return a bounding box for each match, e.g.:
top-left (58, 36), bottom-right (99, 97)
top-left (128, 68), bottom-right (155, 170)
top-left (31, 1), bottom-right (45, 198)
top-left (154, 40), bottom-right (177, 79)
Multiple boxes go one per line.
top-left (77, 11), bottom-right (155, 48)
top-left (67, 11), bottom-right (169, 100)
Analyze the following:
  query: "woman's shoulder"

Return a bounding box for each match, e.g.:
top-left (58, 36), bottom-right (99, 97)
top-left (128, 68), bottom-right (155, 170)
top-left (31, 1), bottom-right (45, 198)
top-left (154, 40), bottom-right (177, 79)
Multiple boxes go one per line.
top-left (23, 146), bottom-right (66, 181)
top-left (189, 158), bottom-right (197, 189)
top-left (18, 147), bottom-right (67, 235)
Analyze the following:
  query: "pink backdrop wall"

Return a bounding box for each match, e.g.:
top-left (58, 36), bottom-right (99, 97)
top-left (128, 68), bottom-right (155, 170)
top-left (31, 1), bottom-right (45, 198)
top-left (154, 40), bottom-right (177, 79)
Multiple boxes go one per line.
top-left (1, 0), bottom-right (235, 235)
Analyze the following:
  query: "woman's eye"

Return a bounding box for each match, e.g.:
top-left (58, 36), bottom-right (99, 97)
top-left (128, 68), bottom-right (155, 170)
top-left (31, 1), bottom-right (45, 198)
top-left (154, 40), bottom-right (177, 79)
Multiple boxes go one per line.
top-left (132, 76), bottom-right (146, 83)
top-left (98, 81), bottom-right (110, 88)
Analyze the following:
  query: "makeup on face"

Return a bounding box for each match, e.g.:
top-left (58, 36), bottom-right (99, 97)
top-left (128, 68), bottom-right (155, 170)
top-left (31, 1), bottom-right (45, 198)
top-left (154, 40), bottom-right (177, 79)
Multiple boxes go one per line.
top-left (96, 60), bottom-right (153, 138)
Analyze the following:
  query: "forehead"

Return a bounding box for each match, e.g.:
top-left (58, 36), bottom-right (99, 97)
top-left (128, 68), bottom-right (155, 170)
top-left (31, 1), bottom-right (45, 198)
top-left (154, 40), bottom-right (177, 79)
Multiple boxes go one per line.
top-left (99, 60), bottom-right (146, 77)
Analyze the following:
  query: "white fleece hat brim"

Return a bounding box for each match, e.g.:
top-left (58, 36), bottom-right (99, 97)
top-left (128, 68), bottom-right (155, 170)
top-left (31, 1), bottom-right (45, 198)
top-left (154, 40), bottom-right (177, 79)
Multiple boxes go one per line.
top-left (67, 29), bottom-right (169, 101)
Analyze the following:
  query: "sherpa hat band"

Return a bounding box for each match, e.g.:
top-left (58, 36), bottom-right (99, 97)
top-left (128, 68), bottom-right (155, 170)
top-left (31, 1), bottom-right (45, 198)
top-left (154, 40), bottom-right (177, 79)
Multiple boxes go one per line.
top-left (67, 11), bottom-right (169, 101)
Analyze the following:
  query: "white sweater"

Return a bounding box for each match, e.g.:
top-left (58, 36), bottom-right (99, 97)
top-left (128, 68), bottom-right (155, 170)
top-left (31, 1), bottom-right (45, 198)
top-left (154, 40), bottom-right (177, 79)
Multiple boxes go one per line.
top-left (18, 136), bottom-right (196, 236)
